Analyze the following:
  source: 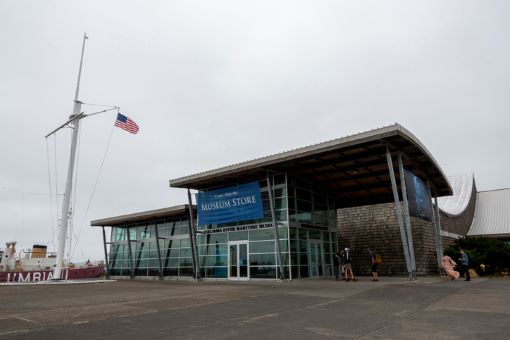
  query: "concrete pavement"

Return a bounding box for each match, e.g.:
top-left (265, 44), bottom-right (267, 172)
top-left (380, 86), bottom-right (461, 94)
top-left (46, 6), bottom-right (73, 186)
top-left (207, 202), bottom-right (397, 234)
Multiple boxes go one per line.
top-left (1, 276), bottom-right (508, 339)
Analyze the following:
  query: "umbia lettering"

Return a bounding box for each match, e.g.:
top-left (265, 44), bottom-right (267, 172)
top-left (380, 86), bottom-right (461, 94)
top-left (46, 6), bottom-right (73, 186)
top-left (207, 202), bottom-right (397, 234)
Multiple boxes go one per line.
top-left (232, 195), bottom-right (256, 206)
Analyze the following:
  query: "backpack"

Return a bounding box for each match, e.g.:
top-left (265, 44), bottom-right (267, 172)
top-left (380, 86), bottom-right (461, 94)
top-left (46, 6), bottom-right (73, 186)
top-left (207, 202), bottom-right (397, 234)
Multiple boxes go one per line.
top-left (374, 254), bottom-right (382, 265)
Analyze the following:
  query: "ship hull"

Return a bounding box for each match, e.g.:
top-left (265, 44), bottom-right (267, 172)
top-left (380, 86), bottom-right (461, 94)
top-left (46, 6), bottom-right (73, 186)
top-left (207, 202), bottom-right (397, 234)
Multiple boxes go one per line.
top-left (0, 265), bottom-right (104, 283)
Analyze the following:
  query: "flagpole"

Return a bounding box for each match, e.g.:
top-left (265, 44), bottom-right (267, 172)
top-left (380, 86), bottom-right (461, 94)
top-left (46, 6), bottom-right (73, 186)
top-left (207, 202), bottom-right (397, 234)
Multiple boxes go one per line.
top-left (54, 33), bottom-right (88, 280)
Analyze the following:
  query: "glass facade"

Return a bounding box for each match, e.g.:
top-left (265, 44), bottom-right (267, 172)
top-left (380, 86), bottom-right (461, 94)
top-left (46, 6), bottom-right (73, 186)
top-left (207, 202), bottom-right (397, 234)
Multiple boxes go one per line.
top-left (107, 173), bottom-right (338, 280)
top-left (108, 219), bottom-right (193, 277)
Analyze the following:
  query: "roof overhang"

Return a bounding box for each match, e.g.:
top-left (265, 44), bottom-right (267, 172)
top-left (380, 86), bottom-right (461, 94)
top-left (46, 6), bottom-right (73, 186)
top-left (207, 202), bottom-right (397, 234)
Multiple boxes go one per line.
top-left (169, 124), bottom-right (453, 208)
top-left (90, 205), bottom-right (194, 227)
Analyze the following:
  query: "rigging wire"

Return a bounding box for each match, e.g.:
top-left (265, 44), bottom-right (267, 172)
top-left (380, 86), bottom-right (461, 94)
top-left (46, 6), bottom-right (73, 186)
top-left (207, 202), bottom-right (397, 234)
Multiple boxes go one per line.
top-left (45, 138), bottom-right (56, 249)
top-left (81, 102), bottom-right (118, 108)
top-left (85, 107), bottom-right (119, 117)
top-left (53, 133), bottom-right (60, 251)
top-left (70, 110), bottom-right (118, 260)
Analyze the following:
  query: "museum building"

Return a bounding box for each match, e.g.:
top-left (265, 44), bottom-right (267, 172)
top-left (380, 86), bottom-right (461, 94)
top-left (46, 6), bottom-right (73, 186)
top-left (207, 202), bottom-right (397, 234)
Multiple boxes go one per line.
top-left (92, 124), bottom-right (460, 280)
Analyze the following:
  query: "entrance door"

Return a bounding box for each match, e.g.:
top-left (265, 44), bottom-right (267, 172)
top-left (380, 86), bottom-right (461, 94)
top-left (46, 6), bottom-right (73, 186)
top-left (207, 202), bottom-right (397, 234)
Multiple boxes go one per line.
top-left (228, 241), bottom-right (249, 280)
top-left (309, 240), bottom-right (323, 277)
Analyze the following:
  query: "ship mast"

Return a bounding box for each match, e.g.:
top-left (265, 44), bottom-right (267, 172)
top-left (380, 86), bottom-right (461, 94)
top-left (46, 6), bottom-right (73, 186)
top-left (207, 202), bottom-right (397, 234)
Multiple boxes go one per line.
top-left (53, 33), bottom-right (88, 280)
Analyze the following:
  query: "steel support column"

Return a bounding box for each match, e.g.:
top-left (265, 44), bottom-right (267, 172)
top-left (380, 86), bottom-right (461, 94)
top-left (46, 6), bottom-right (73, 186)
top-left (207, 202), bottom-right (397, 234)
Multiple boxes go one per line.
top-left (433, 194), bottom-right (444, 261)
top-left (101, 226), bottom-right (110, 279)
top-left (153, 223), bottom-right (164, 280)
top-left (427, 182), bottom-right (443, 271)
top-left (385, 148), bottom-right (412, 278)
top-left (398, 153), bottom-right (417, 279)
top-left (126, 227), bottom-right (135, 279)
top-left (187, 189), bottom-right (200, 279)
top-left (267, 172), bottom-right (285, 280)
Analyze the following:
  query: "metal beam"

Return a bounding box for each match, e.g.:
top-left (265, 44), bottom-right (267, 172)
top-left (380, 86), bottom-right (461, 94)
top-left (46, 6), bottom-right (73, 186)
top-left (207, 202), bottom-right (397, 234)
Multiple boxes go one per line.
top-left (101, 226), bottom-right (110, 279)
top-left (433, 194), bottom-right (444, 262)
top-left (398, 153), bottom-right (417, 280)
top-left (187, 190), bottom-right (200, 279)
top-left (429, 183), bottom-right (442, 271)
top-left (385, 148), bottom-right (412, 278)
top-left (126, 227), bottom-right (135, 279)
top-left (267, 172), bottom-right (285, 280)
top-left (153, 223), bottom-right (164, 280)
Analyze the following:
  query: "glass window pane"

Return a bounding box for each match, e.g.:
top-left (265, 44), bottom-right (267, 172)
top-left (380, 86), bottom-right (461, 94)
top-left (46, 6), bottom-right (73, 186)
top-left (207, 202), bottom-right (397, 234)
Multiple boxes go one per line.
top-left (249, 253), bottom-right (276, 266)
top-left (180, 248), bottom-right (191, 258)
top-left (135, 268), bottom-right (147, 276)
top-left (249, 241), bottom-right (275, 253)
top-left (179, 267), bottom-right (193, 276)
top-left (250, 266), bottom-right (276, 279)
top-left (229, 231), bottom-right (248, 241)
top-left (300, 266), bottom-right (309, 278)
top-left (296, 188), bottom-right (312, 201)
top-left (274, 198), bottom-right (287, 209)
top-left (299, 240), bottom-right (308, 252)
top-left (291, 252), bottom-right (299, 266)
top-left (148, 268), bottom-right (159, 276)
top-left (290, 239), bottom-right (299, 252)
top-left (249, 228), bottom-right (275, 241)
top-left (141, 226), bottom-right (151, 239)
top-left (309, 230), bottom-right (321, 239)
top-left (163, 267), bottom-right (178, 276)
top-left (205, 267), bottom-right (227, 279)
top-left (199, 243), bottom-right (228, 256)
top-left (297, 199), bottom-right (312, 212)
top-left (179, 257), bottom-right (193, 267)
top-left (277, 227), bottom-right (288, 239)
top-left (125, 228), bottom-right (135, 241)
top-left (211, 255), bottom-right (228, 266)
top-left (273, 175), bottom-right (285, 185)
top-left (290, 227), bottom-right (298, 240)
top-left (164, 257), bottom-right (179, 267)
top-left (324, 242), bottom-right (331, 253)
top-left (180, 239), bottom-right (190, 248)
top-left (202, 233), bottom-right (227, 244)
top-left (299, 229), bottom-right (308, 240)
top-left (279, 240), bottom-right (289, 253)
top-left (148, 259), bottom-right (159, 267)
top-left (135, 259), bottom-right (148, 268)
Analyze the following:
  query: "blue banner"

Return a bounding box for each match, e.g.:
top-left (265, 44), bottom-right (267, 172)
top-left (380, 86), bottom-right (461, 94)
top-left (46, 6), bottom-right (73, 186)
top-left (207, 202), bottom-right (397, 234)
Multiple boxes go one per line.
top-left (404, 169), bottom-right (433, 221)
top-left (196, 181), bottom-right (264, 227)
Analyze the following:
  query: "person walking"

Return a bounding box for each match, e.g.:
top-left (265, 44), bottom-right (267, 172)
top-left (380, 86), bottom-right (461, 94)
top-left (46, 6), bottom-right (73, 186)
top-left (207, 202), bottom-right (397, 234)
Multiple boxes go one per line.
top-left (341, 248), bottom-right (356, 281)
top-left (442, 255), bottom-right (460, 280)
top-left (333, 251), bottom-right (341, 280)
top-left (459, 249), bottom-right (471, 281)
top-left (368, 249), bottom-right (380, 281)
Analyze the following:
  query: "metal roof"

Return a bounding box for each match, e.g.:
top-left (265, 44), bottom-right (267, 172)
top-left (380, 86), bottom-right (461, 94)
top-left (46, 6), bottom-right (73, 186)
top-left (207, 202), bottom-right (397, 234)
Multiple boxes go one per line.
top-left (468, 188), bottom-right (510, 237)
top-left (437, 173), bottom-right (475, 216)
top-left (90, 205), bottom-right (194, 227)
top-left (170, 123), bottom-right (452, 208)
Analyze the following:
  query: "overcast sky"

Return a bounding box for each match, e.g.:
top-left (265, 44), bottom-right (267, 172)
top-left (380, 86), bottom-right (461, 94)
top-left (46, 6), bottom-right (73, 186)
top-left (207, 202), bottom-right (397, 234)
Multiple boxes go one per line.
top-left (1, 1), bottom-right (509, 262)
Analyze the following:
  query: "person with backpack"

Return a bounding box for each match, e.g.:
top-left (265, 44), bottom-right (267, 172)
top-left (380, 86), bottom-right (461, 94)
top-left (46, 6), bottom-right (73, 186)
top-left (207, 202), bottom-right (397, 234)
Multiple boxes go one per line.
top-left (341, 248), bottom-right (356, 281)
top-left (368, 248), bottom-right (381, 281)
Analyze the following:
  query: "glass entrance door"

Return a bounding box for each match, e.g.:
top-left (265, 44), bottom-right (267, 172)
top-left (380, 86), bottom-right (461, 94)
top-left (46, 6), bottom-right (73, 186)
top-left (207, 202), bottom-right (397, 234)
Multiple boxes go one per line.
top-left (309, 240), bottom-right (323, 277)
top-left (228, 241), bottom-right (249, 280)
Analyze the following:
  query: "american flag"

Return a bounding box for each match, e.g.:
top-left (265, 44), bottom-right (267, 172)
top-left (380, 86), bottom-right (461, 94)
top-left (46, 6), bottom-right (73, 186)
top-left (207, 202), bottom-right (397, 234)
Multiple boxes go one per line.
top-left (115, 113), bottom-right (139, 134)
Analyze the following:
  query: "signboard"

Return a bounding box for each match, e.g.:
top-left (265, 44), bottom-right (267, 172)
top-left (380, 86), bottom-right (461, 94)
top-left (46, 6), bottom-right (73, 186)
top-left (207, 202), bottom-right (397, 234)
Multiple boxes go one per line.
top-left (404, 169), bottom-right (433, 221)
top-left (196, 181), bottom-right (264, 227)
top-left (200, 222), bottom-right (274, 234)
